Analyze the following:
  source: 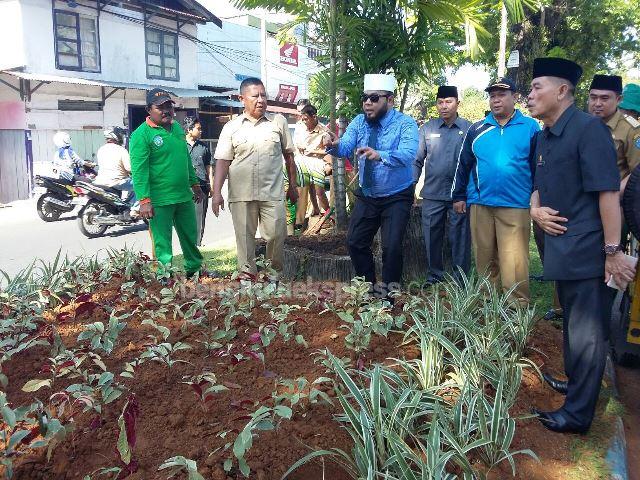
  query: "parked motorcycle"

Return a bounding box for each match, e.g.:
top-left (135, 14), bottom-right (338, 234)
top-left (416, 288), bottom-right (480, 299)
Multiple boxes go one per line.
top-left (34, 175), bottom-right (88, 222)
top-left (75, 181), bottom-right (143, 238)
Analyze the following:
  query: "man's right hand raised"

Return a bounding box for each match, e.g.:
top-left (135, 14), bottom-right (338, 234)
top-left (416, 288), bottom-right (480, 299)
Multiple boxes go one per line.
top-left (211, 192), bottom-right (225, 217)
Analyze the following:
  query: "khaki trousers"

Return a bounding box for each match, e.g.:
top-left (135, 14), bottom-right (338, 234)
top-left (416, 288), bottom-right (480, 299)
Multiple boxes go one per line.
top-left (470, 204), bottom-right (530, 303)
top-left (229, 200), bottom-right (286, 275)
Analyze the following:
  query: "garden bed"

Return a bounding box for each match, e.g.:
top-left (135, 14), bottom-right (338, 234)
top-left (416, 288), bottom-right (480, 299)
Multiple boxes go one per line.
top-left (0, 252), bottom-right (623, 480)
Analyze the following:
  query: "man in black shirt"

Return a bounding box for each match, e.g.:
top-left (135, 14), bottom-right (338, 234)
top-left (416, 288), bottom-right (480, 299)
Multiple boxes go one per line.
top-left (184, 116), bottom-right (213, 246)
top-left (527, 57), bottom-right (636, 433)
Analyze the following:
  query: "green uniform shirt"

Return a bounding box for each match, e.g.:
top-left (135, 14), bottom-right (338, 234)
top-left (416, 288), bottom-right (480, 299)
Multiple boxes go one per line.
top-left (130, 118), bottom-right (198, 207)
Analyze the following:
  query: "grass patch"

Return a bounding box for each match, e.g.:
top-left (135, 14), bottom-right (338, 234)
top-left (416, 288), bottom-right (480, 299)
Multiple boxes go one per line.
top-left (529, 229), bottom-right (554, 317)
top-left (567, 388), bottom-right (620, 480)
top-left (174, 245), bottom-right (237, 276)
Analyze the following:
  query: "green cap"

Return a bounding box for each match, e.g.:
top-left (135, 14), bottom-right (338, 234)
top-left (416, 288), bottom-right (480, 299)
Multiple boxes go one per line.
top-left (620, 83), bottom-right (640, 113)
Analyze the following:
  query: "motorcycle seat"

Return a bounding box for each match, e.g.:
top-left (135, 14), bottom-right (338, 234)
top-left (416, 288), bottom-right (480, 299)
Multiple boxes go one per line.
top-left (37, 175), bottom-right (73, 185)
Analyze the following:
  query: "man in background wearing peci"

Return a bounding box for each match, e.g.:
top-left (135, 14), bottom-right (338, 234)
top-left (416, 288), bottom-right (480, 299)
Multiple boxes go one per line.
top-left (414, 85), bottom-right (472, 285)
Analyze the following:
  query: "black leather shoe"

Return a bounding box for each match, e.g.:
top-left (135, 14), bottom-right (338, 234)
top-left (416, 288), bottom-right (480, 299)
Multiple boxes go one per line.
top-left (532, 408), bottom-right (588, 434)
top-left (543, 308), bottom-right (563, 321)
top-left (542, 373), bottom-right (568, 395)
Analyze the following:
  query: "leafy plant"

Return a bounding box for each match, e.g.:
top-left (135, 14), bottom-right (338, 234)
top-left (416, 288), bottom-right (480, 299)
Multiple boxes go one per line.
top-left (139, 342), bottom-right (192, 367)
top-left (218, 404), bottom-right (292, 477)
top-left (77, 312), bottom-right (130, 354)
top-left (82, 466), bottom-right (123, 480)
top-left (115, 395), bottom-right (139, 477)
top-left (158, 456), bottom-right (204, 480)
top-left (1, 392), bottom-right (70, 478)
top-left (273, 377), bottom-right (334, 410)
top-left (182, 372), bottom-right (228, 410)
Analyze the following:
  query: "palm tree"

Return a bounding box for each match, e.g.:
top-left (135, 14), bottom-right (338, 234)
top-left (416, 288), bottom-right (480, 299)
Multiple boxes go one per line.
top-left (233, 0), bottom-right (534, 228)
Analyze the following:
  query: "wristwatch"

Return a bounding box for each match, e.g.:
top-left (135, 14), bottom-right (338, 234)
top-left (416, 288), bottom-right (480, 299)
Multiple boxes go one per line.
top-left (603, 244), bottom-right (623, 255)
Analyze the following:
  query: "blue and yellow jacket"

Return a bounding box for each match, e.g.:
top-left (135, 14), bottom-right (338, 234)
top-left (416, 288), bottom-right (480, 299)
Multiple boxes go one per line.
top-left (451, 110), bottom-right (540, 209)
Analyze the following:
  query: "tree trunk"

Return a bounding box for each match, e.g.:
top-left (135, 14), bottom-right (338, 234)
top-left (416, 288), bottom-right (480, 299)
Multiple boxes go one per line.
top-left (399, 80), bottom-right (410, 113)
top-left (329, 0), bottom-right (348, 231)
top-left (498, 1), bottom-right (508, 78)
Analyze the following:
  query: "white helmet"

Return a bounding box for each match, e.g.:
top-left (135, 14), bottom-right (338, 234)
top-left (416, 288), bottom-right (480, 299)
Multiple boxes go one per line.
top-left (53, 131), bottom-right (71, 148)
top-left (103, 126), bottom-right (126, 145)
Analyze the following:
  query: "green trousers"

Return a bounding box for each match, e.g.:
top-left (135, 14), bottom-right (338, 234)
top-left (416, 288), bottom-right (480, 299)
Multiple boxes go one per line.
top-left (149, 201), bottom-right (203, 275)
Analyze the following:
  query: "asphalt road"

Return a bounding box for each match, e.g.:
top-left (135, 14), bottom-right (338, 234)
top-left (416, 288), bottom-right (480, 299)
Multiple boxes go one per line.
top-left (0, 190), bottom-right (236, 279)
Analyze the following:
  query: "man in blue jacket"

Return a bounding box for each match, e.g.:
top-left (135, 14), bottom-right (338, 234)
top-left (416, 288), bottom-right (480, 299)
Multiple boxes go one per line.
top-left (324, 73), bottom-right (419, 299)
top-left (451, 78), bottom-right (540, 304)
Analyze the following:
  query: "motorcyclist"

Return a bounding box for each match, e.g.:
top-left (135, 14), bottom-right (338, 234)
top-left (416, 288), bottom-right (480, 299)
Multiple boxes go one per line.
top-left (94, 126), bottom-right (138, 211)
top-left (52, 131), bottom-right (94, 181)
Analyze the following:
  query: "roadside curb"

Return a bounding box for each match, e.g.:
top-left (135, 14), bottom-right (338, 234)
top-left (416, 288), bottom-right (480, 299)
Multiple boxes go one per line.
top-left (605, 356), bottom-right (629, 480)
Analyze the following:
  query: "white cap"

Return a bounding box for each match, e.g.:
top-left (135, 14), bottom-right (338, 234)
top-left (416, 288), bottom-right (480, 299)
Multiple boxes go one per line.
top-left (364, 74), bottom-right (397, 93)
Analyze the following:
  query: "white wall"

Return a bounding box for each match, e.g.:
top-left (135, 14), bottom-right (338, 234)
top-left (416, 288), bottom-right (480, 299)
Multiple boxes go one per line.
top-left (197, 17), bottom-right (320, 102)
top-left (198, 20), bottom-right (260, 90)
top-left (0, 0), bottom-right (26, 70)
top-left (19, 0), bottom-right (199, 89)
top-left (264, 35), bottom-right (318, 102)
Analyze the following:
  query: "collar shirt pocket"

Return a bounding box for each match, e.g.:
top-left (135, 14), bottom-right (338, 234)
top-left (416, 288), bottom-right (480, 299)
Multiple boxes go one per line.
top-left (232, 134), bottom-right (252, 161)
top-left (265, 130), bottom-right (282, 156)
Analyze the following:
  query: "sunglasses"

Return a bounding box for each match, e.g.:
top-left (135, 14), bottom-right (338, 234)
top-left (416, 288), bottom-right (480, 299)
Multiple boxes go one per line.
top-left (360, 93), bottom-right (389, 103)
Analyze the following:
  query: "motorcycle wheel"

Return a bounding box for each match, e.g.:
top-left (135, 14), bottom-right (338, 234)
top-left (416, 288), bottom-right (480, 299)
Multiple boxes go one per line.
top-left (36, 194), bottom-right (63, 222)
top-left (77, 200), bottom-right (109, 238)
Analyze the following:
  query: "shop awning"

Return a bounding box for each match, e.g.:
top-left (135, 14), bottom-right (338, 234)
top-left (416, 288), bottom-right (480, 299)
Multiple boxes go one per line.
top-left (267, 104), bottom-right (298, 115)
top-left (202, 98), bottom-right (243, 108)
top-left (0, 70), bottom-right (224, 98)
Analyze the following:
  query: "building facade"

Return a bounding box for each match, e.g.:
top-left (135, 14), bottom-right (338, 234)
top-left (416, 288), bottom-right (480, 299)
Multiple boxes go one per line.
top-left (0, 0), bottom-right (221, 203)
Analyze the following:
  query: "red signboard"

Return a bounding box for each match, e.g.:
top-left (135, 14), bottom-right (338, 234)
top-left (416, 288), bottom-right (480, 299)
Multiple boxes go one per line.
top-left (279, 43), bottom-right (299, 67)
top-left (276, 84), bottom-right (299, 103)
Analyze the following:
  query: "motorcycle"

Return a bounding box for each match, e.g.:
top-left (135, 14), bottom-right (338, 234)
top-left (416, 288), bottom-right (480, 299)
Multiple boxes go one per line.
top-left (75, 181), bottom-right (144, 238)
top-left (34, 175), bottom-right (89, 222)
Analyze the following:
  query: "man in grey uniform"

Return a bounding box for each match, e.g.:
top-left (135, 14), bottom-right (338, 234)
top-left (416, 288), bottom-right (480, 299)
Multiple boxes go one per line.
top-left (414, 85), bottom-right (472, 284)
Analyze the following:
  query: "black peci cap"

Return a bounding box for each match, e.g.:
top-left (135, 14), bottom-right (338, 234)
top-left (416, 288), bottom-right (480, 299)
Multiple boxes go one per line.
top-left (436, 85), bottom-right (458, 99)
top-left (485, 77), bottom-right (517, 93)
top-left (532, 57), bottom-right (583, 86)
top-left (589, 74), bottom-right (623, 94)
top-left (146, 88), bottom-right (175, 106)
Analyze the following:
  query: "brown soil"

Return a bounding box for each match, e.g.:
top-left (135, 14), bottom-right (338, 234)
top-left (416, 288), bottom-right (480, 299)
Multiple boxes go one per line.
top-left (1, 277), bottom-right (632, 480)
top-left (284, 233), bottom-right (349, 256)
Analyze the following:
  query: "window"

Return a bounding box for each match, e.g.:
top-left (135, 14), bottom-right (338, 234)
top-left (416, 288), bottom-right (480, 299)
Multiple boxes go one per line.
top-left (146, 28), bottom-right (179, 81)
top-left (54, 10), bottom-right (100, 72)
top-left (307, 47), bottom-right (322, 60)
top-left (58, 100), bottom-right (103, 111)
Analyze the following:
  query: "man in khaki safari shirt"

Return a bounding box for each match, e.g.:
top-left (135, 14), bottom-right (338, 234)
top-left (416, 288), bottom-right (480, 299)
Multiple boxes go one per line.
top-left (212, 77), bottom-right (298, 275)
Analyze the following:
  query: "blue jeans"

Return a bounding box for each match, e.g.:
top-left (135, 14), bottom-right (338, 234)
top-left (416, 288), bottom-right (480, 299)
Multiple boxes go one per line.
top-left (111, 178), bottom-right (137, 206)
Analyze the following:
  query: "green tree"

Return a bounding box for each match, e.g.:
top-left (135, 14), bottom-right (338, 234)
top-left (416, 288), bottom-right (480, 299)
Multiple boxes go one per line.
top-left (476, 0), bottom-right (640, 99)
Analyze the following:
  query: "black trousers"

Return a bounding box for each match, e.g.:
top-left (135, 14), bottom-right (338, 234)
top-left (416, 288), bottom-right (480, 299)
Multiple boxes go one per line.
top-left (421, 199), bottom-right (471, 283)
top-left (347, 185), bottom-right (414, 293)
top-left (556, 277), bottom-right (615, 428)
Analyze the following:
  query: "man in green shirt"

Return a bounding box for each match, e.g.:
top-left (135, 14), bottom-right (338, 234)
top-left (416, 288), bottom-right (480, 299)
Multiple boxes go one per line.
top-left (130, 88), bottom-right (204, 276)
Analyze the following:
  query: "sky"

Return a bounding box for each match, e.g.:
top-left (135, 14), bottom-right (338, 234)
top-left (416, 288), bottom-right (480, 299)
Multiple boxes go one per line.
top-left (197, 1), bottom-right (493, 93)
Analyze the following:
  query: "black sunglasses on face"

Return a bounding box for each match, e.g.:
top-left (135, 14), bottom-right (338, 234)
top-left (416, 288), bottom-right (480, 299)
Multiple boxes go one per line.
top-left (360, 93), bottom-right (389, 103)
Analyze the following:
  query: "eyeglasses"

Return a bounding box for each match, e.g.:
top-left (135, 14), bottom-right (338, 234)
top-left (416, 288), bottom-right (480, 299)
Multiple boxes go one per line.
top-left (360, 93), bottom-right (389, 103)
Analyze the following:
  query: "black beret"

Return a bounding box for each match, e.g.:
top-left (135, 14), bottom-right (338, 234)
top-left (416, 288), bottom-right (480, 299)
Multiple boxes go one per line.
top-left (436, 85), bottom-right (458, 99)
top-left (532, 57), bottom-right (583, 86)
top-left (590, 74), bottom-right (623, 94)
